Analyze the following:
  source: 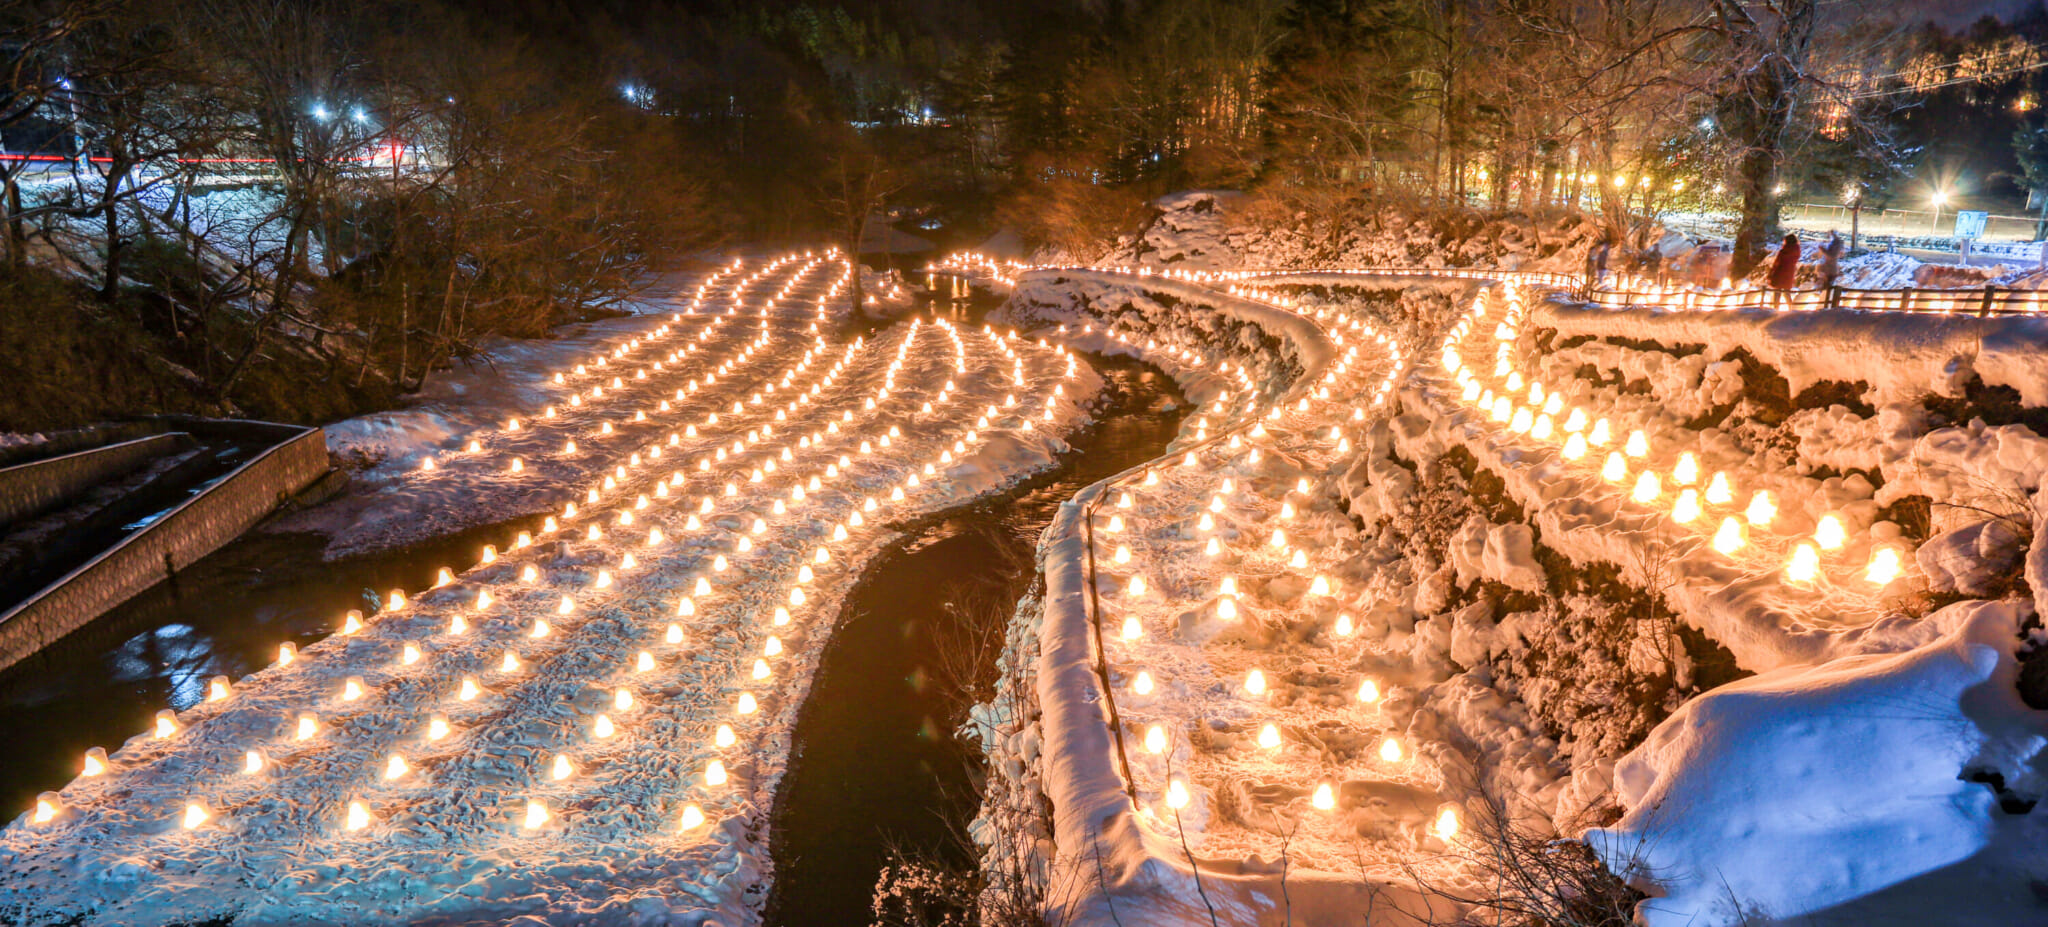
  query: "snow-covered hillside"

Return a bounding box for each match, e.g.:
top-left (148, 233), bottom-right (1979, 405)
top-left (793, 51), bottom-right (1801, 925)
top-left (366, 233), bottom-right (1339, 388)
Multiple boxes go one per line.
top-left (949, 241), bottom-right (2048, 925)
top-left (0, 253), bottom-right (1103, 925)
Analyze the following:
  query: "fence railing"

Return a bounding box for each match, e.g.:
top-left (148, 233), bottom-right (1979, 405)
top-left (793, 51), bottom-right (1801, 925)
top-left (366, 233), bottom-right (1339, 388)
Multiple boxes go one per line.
top-left (1226, 266), bottom-right (2048, 317)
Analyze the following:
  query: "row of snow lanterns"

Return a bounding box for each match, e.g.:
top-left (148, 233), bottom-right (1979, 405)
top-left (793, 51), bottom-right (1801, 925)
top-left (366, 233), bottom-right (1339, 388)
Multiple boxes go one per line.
top-left (31, 259), bottom-right (1072, 838)
top-left (1084, 292), bottom-right (1460, 843)
top-left (417, 255), bottom-right (845, 477)
top-left (41, 253), bottom-right (827, 831)
top-left (1439, 284), bottom-right (1903, 587)
top-left (1592, 273), bottom-right (2047, 315)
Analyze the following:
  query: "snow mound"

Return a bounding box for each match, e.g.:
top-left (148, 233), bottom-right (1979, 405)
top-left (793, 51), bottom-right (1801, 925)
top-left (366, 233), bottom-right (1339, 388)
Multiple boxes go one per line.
top-left (1589, 600), bottom-right (2048, 926)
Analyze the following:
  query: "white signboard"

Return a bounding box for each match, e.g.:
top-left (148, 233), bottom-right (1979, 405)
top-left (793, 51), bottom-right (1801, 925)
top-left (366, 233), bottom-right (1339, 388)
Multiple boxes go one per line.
top-left (1954, 210), bottom-right (1989, 240)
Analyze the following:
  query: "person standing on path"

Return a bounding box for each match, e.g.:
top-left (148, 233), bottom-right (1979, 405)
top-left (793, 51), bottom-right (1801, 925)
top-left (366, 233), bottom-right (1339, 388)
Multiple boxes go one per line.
top-left (1767, 232), bottom-right (1802, 305)
top-left (1585, 236), bottom-right (1613, 299)
top-left (1817, 232), bottom-right (1845, 292)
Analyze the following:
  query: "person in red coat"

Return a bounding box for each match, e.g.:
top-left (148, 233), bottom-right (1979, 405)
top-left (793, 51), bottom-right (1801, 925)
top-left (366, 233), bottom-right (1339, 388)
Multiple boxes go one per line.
top-left (1767, 232), bottom-right (1802, 291)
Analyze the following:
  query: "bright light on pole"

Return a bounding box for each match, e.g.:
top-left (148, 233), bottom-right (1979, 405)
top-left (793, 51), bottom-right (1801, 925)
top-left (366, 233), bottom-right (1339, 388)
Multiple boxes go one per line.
top-left (1931, 190), bottom-right (1948, 235)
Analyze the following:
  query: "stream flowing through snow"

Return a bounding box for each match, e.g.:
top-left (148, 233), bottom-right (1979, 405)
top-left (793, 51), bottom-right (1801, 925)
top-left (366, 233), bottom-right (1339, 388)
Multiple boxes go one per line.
top-left (764, 354), bottom-right (1187, 925)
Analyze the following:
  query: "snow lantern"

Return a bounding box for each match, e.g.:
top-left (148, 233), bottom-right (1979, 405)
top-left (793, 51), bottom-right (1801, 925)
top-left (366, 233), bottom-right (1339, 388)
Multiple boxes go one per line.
top-left (1786, 543), bottom-right (1821, 582)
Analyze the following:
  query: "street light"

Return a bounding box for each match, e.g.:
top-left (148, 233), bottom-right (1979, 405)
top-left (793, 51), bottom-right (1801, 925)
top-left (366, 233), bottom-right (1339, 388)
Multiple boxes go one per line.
top-left (1931, 189), bottom-right (1948, 235)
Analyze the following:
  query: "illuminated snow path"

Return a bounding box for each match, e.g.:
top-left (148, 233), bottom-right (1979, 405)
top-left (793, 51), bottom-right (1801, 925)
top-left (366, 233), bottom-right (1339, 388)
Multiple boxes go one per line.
top-left (0, 252), bottom-right (1103, 925)
top-left (944, 256), bottom-right (1995, 924)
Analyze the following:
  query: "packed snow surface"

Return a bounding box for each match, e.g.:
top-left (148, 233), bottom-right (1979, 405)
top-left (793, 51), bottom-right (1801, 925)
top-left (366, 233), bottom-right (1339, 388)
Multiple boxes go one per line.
top-left (940, 238), bottom-right (2048, 926)
top-left (0, 252), bottom-right (1104, 926)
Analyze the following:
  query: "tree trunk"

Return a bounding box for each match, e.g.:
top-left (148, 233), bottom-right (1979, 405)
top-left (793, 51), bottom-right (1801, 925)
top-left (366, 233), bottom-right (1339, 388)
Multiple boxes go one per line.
top-left (3, 174), bottom-right (23, 268)
top-left (100, 178), bottom-right (124, 303)
top-left (1851, 204), bottom-right (1863, 251)
top-left (1730, 144), bottom-right (1780, 277)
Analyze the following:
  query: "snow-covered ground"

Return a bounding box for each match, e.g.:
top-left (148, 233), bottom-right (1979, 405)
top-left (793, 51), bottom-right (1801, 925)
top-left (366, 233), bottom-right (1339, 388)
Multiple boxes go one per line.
top-left (0, 251), bottom-right (1108, 925)
top-left (942, 232), bottom-right (2048, 925)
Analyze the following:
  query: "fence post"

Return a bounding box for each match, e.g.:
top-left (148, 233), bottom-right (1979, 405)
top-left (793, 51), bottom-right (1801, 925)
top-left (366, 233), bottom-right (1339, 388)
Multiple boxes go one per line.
top-left (1981, 286), bottom-right (1996, 318)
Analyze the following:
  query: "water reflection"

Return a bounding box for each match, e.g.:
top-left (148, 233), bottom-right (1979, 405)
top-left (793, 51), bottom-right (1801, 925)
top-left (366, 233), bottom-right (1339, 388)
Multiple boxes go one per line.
top-left (0, 516), bottom-right (542, 816)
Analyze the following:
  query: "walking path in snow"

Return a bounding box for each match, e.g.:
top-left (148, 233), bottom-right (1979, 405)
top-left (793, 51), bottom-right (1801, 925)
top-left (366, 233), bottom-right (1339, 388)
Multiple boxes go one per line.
top-left (947, 253), bottom-right (2048, 926)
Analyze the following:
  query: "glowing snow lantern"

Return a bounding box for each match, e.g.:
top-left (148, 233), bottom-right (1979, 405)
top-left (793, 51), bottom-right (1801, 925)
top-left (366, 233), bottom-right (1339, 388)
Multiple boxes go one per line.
top-left (154, 710), bottom-right (178, 739)
top-left (1673, 453), bottom-right (1699, 486)
top-left (1288, 549), bottom-right (1306, 568)
top-left (679, 805), bottom-right (706, 831)
top-left (1166, 779), bottom-right (1191, 810)
top-left (243, 749), bottom-right (265, 774)
top-left (1310, 575), bottom-right (1334, 596)
top-left (458, 677), bottom-right (480, 701)
top-left (1121, 617), bottom-right (1143, 641)
top-left (278, 642), bottom-right (298, 666)
top-left (1705, 472), bottom-right (1735, 506)
top-left (383, 754), bottom-right (408, 780)
top-left (666, 624), bottom-right (684, 645)
top-left (1379, 737), bottom-right (1403, 762)
top-left (1311, 782), bottom-right (1336, 811)
top-left (1144, 724), bottom-right (1168, 754)
top-left (1671, 489), bottom-right (1701, 524)
top-left (1814, 513), bottom-right (1847, 550)
top-left (1132, 671), bottom-right (1155, 696)
top-left (502, 650), bottom-right (521, 672)
top-left (1712, 517), bottom-right (1746, 555)
top-left (1257, 723), bottom-right (1282, 750)
top-left (82, 748), bottom-right (108, 777)
top-left (1866, 548), bottom-right (1902, 585)
top-left (427, 716), bottom-right (450, 742)
top-left (1334, 614), bottom-right (1356, 637)
top-left (1128, 575), bottom-right (1147, 597)
top-left (1589, 419), bottom-right (1612, 446)
top-left (1786, 543), bottom-right (1821, 583)
top-left (593, 714), bottom-right (616, 738)
top-left (1601, 452), bottom-right (1627, 483)
top-left (637, 651), bottom-right (655, 672)
top-left (1434, 807), bottom-right (1461, 841)
top-left (1624, 430), bottom-right (1649, 457)
top-left (183, 802), bottom-right (210, 829)
top-left (1631, 471), bottom-right (1660, 504)
top-left (1244, 669), bottom-right (1267, 696)
top-left (523, 800), bottom-right (549, 829)
top-left (551, 754), bottom-right (573, 781)
top-left (387, 589), bottom-right (407, 611)
top-left (296, 712), bottom-right (319, 740)
top-left (208, 676), bottom-right (231, 702)
top-left (340, 611), bottom-right (363, 635)
top-left (1357, 679), bottom-right (1380, 703)
top-left (737, 693), bottom-right (759, 715)
top-left (1216, 598), bottom-right (1238, 621)
top-left (1745, 490), bottom-right (1777, 527)
top-left (341, 676), bottom-right (366, 702)
top-left (1113, 545), bottom-right (1132, 565)
top-left (435, 567), bottom-right (455, 587)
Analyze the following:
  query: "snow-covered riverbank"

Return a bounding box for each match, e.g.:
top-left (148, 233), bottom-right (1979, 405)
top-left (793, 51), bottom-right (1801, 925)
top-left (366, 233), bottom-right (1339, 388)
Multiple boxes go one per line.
top-left (956, 252), bottom-right (2048, 926)
top-left (0, 252), bottom-right (1107, 925)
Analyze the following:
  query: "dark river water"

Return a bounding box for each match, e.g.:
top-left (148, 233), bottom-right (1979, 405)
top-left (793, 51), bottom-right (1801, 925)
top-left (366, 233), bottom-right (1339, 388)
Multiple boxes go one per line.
top-left (0, 285), bottom-right (1185, 927)
top-left (763, 353), bottom-right (1186, 926)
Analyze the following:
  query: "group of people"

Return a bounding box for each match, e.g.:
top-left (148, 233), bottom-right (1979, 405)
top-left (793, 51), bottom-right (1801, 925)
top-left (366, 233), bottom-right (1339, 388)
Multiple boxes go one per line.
top-left (1584, 230), bottom-right (1848, 297)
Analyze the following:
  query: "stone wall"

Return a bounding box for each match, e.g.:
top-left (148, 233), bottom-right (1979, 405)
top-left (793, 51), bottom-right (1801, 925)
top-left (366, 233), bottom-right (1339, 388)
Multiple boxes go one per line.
top-left (0, 426), bottom-right (329, 672)
top-left (0, 433), bottom-right (191, 529)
